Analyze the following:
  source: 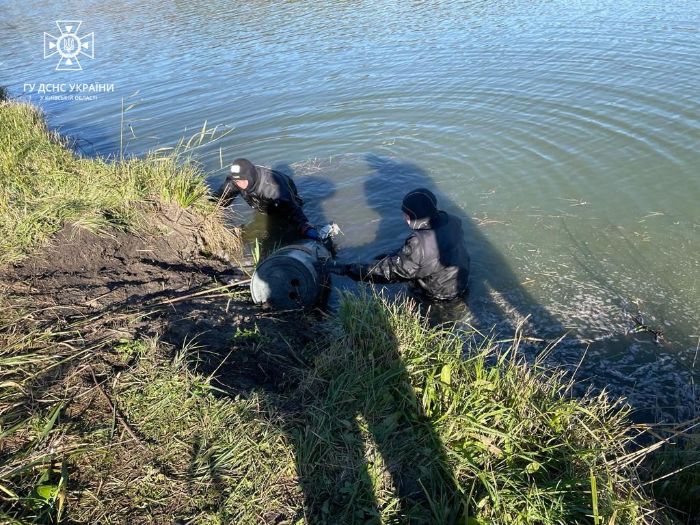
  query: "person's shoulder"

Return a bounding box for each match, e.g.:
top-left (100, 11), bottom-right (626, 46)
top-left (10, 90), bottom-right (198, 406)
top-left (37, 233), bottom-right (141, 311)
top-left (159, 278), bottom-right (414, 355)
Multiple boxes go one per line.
top-left (256, 166), bottom-right (284, 191)
top-left (271, 168), bottom-right (297, 188)
top-left (403, 232), bottom-right (423, 252)
top-left (438, 210), bottom-right (452, 222)
top-left (267, 167), bottom-right (290, 182)
top-left (255, 165), bottom-right (272, 181)
top-left (270, 170), bottom-right (297, 197)
top-left (439, 210), bottom-right (463, 228)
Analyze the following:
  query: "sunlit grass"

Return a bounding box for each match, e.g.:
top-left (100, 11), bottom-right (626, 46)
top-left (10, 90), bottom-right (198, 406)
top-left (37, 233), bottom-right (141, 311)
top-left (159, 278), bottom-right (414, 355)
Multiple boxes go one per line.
top-left (0, 100), bottom-right (228, 264)
top-left (0, 290), bottom-right (670, 524)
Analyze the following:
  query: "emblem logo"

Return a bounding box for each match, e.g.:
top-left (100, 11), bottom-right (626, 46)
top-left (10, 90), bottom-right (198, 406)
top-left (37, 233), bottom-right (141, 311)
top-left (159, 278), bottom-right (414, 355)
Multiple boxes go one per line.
top-left (44, 21), bottom-right (94, 71)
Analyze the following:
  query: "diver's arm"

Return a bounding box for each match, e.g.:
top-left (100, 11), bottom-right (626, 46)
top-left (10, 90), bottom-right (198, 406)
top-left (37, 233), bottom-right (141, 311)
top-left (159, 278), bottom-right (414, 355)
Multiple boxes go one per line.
top-left (213, 177), bottom-right (241, 207)
top-left (346, 235), bottom-right (423, 283)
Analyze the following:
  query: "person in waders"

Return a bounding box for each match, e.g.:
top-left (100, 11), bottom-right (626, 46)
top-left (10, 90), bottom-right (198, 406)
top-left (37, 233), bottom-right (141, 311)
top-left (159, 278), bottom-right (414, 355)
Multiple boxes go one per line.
top-left (333, 188), bottom-right (470, 303)
top-left (214, 158), bottom-right (320, 241)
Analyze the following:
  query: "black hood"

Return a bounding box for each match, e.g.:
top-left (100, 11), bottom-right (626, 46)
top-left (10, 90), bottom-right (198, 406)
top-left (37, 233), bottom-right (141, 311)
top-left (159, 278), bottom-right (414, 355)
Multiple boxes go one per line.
top-left (401, 188), bottom-right (438, 229)
top-left (229, 158), bottom-right (258, 188)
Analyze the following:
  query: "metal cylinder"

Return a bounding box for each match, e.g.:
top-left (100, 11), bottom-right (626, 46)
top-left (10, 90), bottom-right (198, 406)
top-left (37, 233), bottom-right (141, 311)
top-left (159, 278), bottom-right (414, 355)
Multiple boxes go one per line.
top-left (250, 241), bottom-right (332, 309)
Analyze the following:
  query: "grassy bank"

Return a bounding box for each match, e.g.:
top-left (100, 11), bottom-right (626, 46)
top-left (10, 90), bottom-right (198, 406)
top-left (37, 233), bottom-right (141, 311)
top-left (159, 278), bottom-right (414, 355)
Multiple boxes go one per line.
top-left (0, 287), bottom-right (664, 524)
top-left (0, 97), bottom-right (689, 524)
top-left (0, 99), bottom-right (234, 264)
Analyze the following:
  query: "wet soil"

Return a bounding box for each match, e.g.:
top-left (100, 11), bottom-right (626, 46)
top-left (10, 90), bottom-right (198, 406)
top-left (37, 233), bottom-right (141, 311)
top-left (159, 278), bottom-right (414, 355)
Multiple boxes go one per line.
top-left (0, 207), bottom-right (320, 397)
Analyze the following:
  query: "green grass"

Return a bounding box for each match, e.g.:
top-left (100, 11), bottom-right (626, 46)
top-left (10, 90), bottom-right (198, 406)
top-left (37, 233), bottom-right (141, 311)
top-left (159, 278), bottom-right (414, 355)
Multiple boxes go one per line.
top-left (644, 431), bottom-right (700, 524)
top-left (76, 339), bottom-right (301, 524)
top-left (291, 292), bottom-right (657, 524)
top-left (0, 289), bottom-right (671, 524)
top-left (0, 100), bottom-right (229, 264)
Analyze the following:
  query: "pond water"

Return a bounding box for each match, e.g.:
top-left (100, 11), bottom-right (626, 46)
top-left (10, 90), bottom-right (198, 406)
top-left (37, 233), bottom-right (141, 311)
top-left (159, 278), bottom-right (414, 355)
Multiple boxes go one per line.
top-left (2, 0), bottom-right (699, 419)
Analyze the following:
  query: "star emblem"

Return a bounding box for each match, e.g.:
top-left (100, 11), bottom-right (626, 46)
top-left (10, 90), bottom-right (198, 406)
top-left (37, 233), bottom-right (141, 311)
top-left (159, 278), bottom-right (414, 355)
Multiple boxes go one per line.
top-left (44, 20), bottom-right (94, 71)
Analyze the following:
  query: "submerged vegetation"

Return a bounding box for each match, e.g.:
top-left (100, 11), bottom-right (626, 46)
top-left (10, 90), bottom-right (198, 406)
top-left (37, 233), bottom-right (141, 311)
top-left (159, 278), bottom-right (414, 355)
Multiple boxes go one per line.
top-left (0, 98), bottom-right (697, 523)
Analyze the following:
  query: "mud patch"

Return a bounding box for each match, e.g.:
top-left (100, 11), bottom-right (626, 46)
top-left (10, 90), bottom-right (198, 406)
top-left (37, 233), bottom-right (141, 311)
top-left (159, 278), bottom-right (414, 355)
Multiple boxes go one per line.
top-left (0, 207), bottom-right (320, 398)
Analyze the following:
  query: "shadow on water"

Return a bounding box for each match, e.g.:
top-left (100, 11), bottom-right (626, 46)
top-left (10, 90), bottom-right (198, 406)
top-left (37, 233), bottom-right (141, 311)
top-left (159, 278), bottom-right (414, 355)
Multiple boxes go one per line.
top-left (346, 153), bottom-right (568, 340)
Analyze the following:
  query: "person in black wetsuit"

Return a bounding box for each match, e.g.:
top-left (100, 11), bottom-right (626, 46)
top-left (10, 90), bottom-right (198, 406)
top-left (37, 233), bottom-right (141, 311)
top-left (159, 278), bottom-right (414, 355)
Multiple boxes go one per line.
top-left (336, 188), bottom-right (470, 301)
top-left (215, 158), bottom-right (320, 240)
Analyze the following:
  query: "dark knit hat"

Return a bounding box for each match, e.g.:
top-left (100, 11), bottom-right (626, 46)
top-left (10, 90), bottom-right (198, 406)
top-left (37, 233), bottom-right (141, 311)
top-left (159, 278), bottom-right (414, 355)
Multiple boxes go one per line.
top-left (401, 188), bottom-right (438, 222)
top-left (229, 158), bottom-right (258, 186)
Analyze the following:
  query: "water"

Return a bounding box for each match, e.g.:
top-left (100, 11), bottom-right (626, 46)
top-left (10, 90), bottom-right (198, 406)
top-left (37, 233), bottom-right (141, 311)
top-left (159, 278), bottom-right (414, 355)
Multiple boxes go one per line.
top-left (2, 0), bottom-right (699, 418)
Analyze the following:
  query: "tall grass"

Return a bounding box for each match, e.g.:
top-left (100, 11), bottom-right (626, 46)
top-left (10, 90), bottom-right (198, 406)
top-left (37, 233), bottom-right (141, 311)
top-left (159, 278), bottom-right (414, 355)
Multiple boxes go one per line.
top-left (1, 291), bottom-right (668, 524)
top-left (644, 430), bottom-right (700, 523)
top-left (292, 292), bottom-right (660, 523)
top-left (0, 100), bottom-right (230, 264)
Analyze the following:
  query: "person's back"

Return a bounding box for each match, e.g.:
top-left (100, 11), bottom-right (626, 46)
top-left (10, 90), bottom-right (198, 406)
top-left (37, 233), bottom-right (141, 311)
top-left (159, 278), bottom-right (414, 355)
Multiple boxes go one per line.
top-left (246, 166), bottom-right (304, 214)
top-left (410, 210), bottom-right (469, 300)
top-left (340, 188), bottom-right (469, 301)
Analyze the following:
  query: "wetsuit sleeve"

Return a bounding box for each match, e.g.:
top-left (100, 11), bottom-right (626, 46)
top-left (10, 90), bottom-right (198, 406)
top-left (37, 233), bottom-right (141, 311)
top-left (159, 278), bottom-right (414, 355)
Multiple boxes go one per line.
top-left (283, 184), bottom-right (311, 233)
top-left (346, 235), bottom-right (423, 283)
top-left (285, 176), bottom-right (304, 206)
top-left (214, 177), bottom-right (240, 207)
top-left (289, 202), bottom-right (310, 234)
top-left (289, 201), bottom-right (312, 234)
